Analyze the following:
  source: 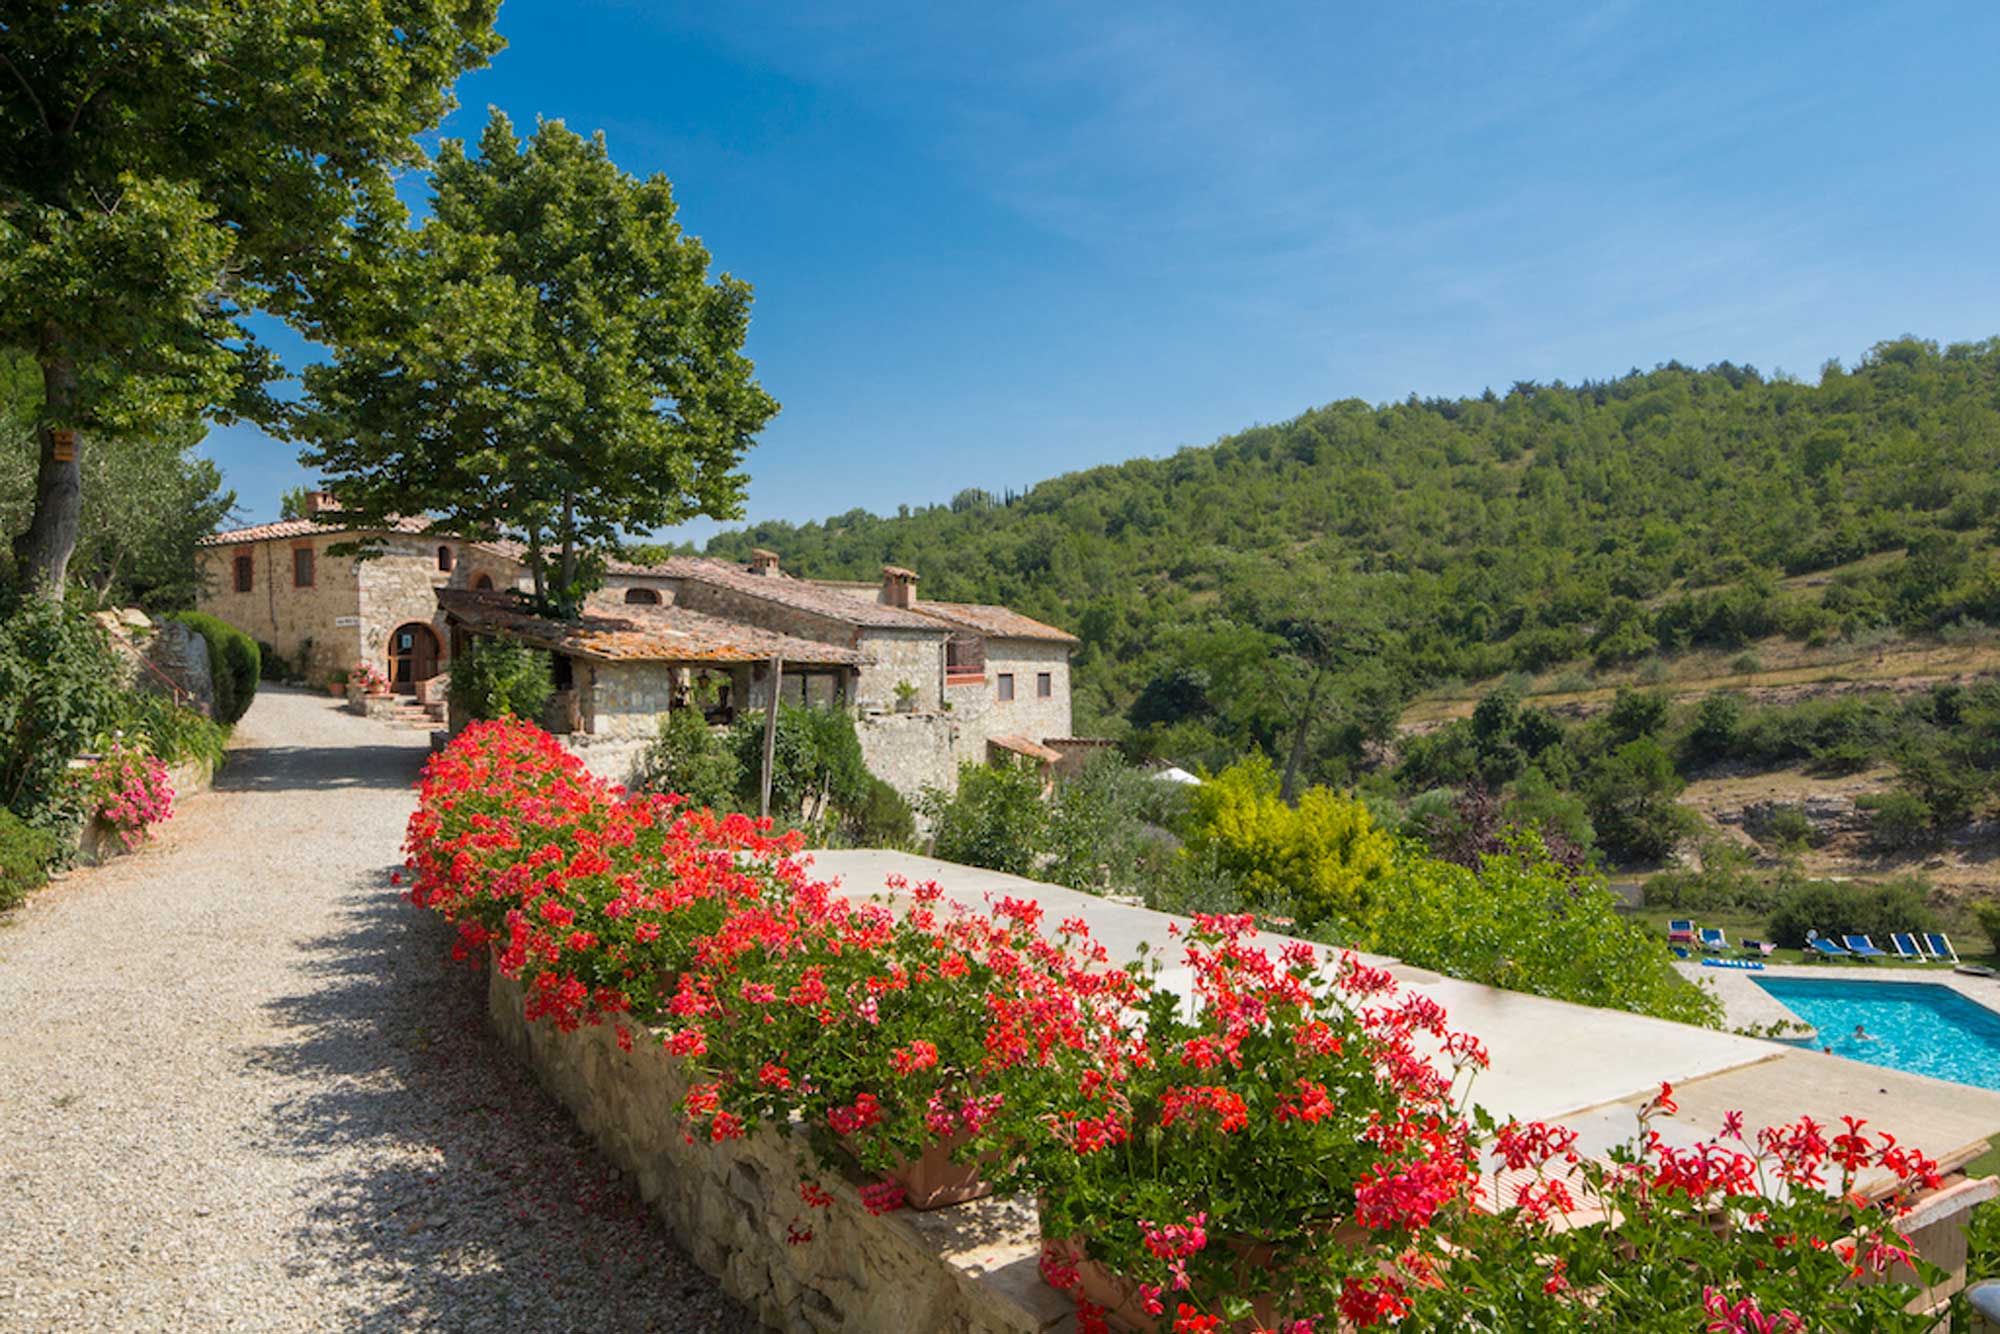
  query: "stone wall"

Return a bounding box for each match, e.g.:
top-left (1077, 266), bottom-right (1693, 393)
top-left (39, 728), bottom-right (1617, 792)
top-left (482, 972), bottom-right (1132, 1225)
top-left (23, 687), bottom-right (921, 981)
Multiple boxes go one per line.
top-left (197, 534), bottom-right (529, 685)
top-left (582, 660), bottom-right (682, 741)
top-left (852, 629), bottom-right (947, 713)
top-left (487, 967), bottom-right (1064, 1334)
top-left (143, 620), bottom-right (216, 719)
top-left (856, 712), bottom-right (960, 801)
top-left (944, 638), bottom-right (1073, 766)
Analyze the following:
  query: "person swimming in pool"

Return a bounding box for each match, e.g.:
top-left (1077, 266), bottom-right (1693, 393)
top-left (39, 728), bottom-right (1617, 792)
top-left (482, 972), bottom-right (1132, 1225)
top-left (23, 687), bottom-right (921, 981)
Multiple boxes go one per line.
top-left (1852, 1023), bottom-right (1878, 1043)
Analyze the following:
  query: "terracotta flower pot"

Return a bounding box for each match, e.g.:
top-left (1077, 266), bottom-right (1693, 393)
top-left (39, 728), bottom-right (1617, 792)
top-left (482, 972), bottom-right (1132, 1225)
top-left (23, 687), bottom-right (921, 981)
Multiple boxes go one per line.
top-left (886, 1134), bottom-right (993, 1210)
top-left (1040, 1212), bottom-right (1374, 1332)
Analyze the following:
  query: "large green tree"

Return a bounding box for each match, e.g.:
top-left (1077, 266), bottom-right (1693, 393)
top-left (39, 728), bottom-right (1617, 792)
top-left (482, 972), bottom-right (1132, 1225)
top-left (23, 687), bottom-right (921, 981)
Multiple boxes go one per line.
top-left (299, 111), bottom-right (780, 606)
top-left (0, 0), bottom-right (502, 594)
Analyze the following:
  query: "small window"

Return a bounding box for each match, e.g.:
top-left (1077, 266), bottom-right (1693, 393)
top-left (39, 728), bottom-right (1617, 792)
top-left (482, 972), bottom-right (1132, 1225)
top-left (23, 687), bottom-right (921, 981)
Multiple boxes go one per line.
top-left (474, 574), bottom-right (494, 591)
top-left (233, 553), bottom-right (253, 593)
top-left (997, 673), bottom-right (1014, 702)
top-left (624, 586), bottom-right (661, 605)
top-left (292, 545), bottom-right (315, 588)
top-left (1037, 671), bottom-right (1052, 698)
top-left (436, 545), bottom-right (453, 572)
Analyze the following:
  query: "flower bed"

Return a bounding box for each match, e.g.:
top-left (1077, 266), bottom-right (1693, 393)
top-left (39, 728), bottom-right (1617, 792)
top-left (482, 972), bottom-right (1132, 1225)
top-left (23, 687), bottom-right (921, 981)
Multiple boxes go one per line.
top-left (405, 720), bottom-right (1990, 1332)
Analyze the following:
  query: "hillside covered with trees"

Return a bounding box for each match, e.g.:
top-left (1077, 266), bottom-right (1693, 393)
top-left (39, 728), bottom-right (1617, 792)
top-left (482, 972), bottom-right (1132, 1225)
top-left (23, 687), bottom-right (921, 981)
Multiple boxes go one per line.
top-left (684, 336), bottom-right (2000, 877)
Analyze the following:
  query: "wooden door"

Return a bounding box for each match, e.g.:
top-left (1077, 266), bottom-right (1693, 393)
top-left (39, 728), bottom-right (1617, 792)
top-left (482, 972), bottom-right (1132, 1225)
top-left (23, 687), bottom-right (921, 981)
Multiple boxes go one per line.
top-left (389, 623), bottom-right (440, 692)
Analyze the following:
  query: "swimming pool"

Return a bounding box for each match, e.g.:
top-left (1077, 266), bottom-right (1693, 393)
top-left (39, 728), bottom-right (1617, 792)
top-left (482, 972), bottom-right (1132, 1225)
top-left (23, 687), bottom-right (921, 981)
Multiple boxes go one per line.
top-left (1751, 976), bottom-right (2000, 1090)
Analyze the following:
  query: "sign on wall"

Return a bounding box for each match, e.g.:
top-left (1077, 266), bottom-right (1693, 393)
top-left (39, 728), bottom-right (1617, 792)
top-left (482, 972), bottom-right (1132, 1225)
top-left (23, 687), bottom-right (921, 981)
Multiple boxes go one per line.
top-left (334, 616), bottom-right (360, 628)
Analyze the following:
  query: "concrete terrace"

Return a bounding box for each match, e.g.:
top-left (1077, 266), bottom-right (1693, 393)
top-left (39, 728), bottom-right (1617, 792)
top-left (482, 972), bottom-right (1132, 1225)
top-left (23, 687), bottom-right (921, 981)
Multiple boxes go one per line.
top-left (809, 850), bottom-right (2000, 1188)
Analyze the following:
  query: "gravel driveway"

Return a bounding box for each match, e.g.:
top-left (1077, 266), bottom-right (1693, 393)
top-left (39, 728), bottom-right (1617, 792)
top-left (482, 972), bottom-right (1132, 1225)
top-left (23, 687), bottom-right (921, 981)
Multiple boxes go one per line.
top-left (0, 687), bottom-right (748, 1332)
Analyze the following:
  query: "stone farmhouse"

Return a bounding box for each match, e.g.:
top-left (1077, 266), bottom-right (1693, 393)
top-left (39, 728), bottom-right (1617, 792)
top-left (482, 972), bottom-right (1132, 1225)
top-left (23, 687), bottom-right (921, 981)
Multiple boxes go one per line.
top-left (198, 501), bottom-right (1086, 796)
top-left (194, 492), bottom-right (528, 692)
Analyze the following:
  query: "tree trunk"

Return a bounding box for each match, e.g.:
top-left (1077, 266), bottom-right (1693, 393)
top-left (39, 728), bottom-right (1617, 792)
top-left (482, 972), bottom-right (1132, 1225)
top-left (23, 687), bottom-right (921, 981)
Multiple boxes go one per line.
top-left (12, 327), bottom-right (82, 596)
top-left (1279, 665), bottom-right (1328, 804)
top-left (557, 489), bottom-right (576, 605)
top-left (525, 525), bottom-right (546, 599)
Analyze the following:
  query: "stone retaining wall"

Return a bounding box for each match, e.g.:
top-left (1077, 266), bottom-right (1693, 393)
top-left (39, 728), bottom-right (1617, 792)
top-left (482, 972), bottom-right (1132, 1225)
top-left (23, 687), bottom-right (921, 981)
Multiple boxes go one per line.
top-left (77, 756), bottom-right (218, 866)
top-left (486, 967), bottom-right (1066, 1334)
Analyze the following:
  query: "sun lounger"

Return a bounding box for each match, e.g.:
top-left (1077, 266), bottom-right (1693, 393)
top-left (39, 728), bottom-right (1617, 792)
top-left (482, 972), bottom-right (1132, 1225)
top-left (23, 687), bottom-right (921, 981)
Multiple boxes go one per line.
top-left (1842, 934), bottom-right (1888, 960)
top-left (1671, 945), bottom-right (1690, 960)
top-left (1924, 932), bottom-right (1960, 964)
top-left (1701, 957), bottom-right (1765, 971)
top-left (1667, 919), bottom-right (1696, 943)
top-left (1889, 932), bottom-right (1925, 961)
top-left (1698, 927), bottom-right (1727, 953)
top-left (1808, 935), bottom-right (1850, 959)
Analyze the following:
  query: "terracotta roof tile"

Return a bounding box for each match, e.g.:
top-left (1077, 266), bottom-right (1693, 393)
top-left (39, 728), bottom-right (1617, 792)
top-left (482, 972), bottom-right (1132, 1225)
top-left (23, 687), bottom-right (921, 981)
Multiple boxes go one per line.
top-left (908, 600), bottom-right (1079, 644)
top-left (988, 734), bottom-right (1064, 764)
top-left (607, 556), bottom-right (949, 631)
top-left (435, 587), bottom-right (871, 666)
top-left (200, 514), bottom-right (442, 545)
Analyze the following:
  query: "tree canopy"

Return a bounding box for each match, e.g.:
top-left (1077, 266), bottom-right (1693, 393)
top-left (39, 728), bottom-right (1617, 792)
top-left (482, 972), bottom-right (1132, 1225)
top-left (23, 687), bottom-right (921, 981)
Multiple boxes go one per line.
top-left (300, 111), bottom-right (779, 607)
top-left (0, 0), bottom-right (502, 593)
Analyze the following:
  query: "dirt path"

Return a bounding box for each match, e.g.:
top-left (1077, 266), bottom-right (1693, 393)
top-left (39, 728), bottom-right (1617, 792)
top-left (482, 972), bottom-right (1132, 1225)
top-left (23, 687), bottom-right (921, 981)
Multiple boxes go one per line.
top-left (0, 687), bottom-right (746, 1332)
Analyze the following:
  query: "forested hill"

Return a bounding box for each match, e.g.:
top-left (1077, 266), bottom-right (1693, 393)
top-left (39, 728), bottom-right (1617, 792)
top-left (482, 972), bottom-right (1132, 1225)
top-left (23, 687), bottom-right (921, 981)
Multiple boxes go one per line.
top-left (683, 336), bottom-right (2000, 786)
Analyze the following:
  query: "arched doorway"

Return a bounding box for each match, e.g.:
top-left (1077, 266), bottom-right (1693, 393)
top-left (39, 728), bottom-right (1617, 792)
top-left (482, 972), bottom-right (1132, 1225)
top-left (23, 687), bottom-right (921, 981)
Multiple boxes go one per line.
top-left (388, 622), bottom-right (441, 693)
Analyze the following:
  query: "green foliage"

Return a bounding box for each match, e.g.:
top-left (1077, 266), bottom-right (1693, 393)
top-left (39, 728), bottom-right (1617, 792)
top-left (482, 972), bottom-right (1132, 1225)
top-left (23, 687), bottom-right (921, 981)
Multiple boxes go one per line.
top-left (1861, 789), bottom-right (1935, 851)
top-left (1765, 876), bottom-right (1938, 949)
top-left (841, 776), bottom-right (917, 850)
top-left (686, 339), bottom-right (2000, 788)
top-left (1681, 692), bottom-right (1744, 768)
top-left (0, 807), bottom-right (56, 910)
top-left (446, 638), bottom-right (554, 723)
top-left (1581, 737), bottom-right (1692, 864)
top-left (162, 611), bottom-right (259, 724)
top-left (1362, 840), bottom-right (1722, 1028)
top-left (920, 760), bottom-right (1048, 877)
top-left (115, 690), bottom-right (229, 769)
top-left (1642, 841), bottom-right (1778, 915)
top-left (1967, 897), bottom-right (2000, 955)
top-left (632, 705), bottom-right (741, 813)
top-left (730, 703), bottom-right (870, 827)
top-left (1182, 753), bottom-right (1394, 924)
top-left (0, 1), bottom-right (501, 592)
top-left (299, 111), bottom-right (779, 606)
top-left (0, 358), bottom-right (235, 608)
top-left (0, 595), bottom-right (122, 835)
top-left (1042, 752), bottom-right (1177, 894)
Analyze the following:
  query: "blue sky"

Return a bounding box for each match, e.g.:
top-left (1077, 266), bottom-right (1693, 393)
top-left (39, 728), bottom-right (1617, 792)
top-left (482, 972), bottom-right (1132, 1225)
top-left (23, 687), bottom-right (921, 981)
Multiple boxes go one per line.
top-left (206, 1), bottom-right (2000, 539)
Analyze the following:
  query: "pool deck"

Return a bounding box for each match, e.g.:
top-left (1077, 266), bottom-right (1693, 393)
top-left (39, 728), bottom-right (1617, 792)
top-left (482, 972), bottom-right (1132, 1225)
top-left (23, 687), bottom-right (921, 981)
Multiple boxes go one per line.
top-left (807, 851), bottom-right (2000, 1191)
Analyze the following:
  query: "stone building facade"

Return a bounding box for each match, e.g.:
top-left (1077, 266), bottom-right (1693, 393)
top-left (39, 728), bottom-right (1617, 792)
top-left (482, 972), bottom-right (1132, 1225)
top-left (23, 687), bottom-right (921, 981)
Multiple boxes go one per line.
top-left (198, 504), bottom-right (1086, 798)
top-left (195, 493), bottom-right (527, 688)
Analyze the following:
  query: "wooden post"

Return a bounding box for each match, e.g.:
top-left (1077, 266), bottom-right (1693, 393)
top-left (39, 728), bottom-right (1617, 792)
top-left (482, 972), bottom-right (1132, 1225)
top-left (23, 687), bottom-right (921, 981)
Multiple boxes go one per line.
top-left (759, 654), bottom-right (782, 820)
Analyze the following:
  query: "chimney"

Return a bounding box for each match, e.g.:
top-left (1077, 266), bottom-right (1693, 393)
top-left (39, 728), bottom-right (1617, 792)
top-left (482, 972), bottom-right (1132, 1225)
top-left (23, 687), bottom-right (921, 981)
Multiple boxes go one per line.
top-left (880, 564), bottom-right (918, 609)
top-left (749, 548), bottom-right (780, 577)
top-left (304, 490), bottom-right (339, 516)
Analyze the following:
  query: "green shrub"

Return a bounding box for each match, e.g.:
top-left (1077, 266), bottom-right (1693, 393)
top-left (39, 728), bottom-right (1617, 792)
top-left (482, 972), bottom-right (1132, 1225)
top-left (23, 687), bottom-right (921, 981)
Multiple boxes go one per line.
top-left (0, 807), bottom-right (55, 910)
top-left (729, 703), bottom-right (870, 827)
top-left (1763, 803), bottom-right (1819, 850)
top-left (921, 759), bottom-right (1048, 876)
top-left (1859, 789), bottom-right (1934, 851)
top-left (1183, 753), bottom-right (1395, 925)
top-left (116, 690), bottom-right (229, 769)
top-left (1680, 692), bottom-right (1743, 768)
top-left (1363, 839), bottom-right (1721, 1028)
top-left (631, 704), bottom-right (740, 812)
top-left (1765, 876), bottom-right (1937, 949)
top-left (1969, 897), bottom-right (2000, 954)
top-left (164, 611), bottom-right (260, 724)
top-left (0, 595), bottom-right (122, 837)
top-left (256, 639), bottom-right (285, 681)
top-left (1043, 752), bottom-right (1163, 894)
top-left (1641, 842), bottom-right (1777, 914)
top-left (841, 776), bottom-right (916, 849)
top-left (1582, 737), bottom-right (1693, 864)
top-left (446, 637), bottom-right (554, 723)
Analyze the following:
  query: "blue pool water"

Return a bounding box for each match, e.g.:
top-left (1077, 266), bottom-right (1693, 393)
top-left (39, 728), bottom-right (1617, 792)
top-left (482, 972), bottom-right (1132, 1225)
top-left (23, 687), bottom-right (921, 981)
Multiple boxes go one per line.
top-left (1751, 977), bottom-right (2000, 1090)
